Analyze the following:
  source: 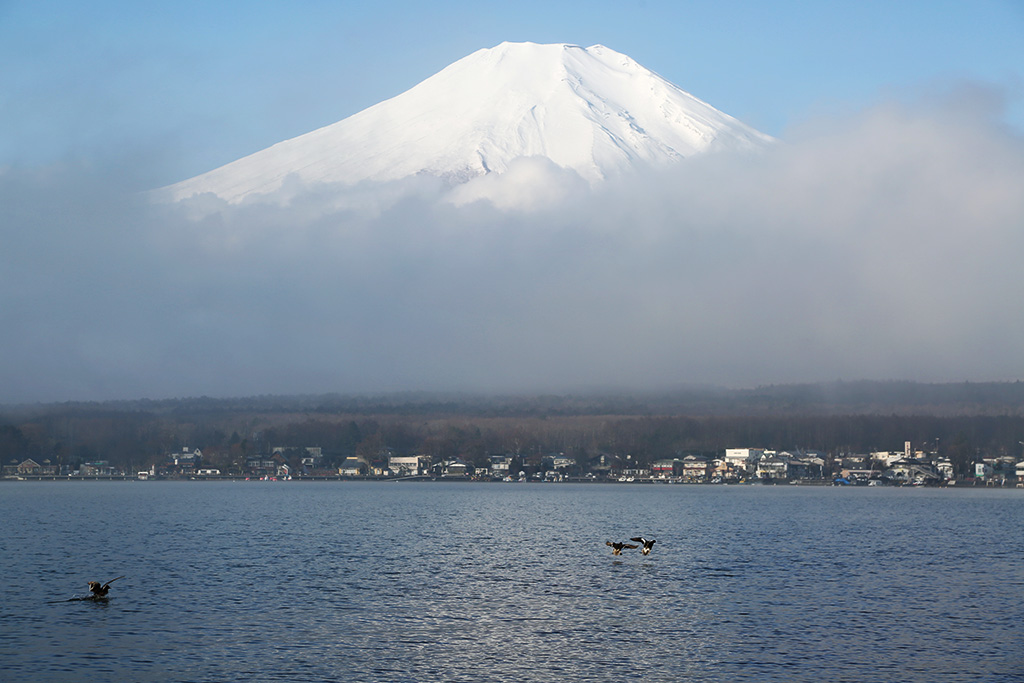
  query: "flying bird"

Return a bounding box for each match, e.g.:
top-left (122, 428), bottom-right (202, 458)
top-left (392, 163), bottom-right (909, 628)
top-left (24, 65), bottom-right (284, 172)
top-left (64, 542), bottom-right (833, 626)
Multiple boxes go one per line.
top-left (87, 576), bottom-right (125, 597)
top-left (631, 537), bottom-right (657, 555)
top-left (606, 541), bottom-right (639, 555)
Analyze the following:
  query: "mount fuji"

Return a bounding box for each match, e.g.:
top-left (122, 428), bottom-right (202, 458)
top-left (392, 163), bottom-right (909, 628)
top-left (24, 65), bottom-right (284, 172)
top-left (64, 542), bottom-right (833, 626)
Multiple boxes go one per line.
top-left (165, 42), bottom-right (773, 203)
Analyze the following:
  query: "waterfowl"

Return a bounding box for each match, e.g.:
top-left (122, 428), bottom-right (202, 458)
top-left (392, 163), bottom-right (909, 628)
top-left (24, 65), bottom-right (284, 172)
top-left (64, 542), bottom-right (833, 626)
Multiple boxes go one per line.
top-left (87, 576), bottom-right (125, 597)
top-left (630, 537), bottom-right (657, 555)
top-left (606, 541), bottom-right (639, 555)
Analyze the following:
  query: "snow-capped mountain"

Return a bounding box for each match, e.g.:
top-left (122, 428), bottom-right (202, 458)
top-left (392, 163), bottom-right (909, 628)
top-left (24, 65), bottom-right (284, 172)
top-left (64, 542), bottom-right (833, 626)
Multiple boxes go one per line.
top-left (165, 42), bottom-right (773, 203)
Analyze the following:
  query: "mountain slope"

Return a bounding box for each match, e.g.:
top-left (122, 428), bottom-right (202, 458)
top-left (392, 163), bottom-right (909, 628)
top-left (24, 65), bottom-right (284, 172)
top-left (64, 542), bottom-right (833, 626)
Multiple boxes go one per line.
top-left (165, 42), bottom-right (773, 203)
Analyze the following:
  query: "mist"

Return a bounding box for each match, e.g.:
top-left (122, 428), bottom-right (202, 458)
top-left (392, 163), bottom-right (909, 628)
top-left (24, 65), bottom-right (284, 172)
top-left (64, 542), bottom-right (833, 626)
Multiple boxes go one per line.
top-left (2, 88), bottom-right (1022, 403)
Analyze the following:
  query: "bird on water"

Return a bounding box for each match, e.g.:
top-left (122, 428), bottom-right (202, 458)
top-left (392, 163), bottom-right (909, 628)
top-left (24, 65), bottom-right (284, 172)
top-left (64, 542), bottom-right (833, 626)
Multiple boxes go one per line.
top-left (631, 537), bottom-right (657, 555)
top-left (606, 541), bottom-right (639, 555)
top-left (88, 576), bottom-right (125, 597)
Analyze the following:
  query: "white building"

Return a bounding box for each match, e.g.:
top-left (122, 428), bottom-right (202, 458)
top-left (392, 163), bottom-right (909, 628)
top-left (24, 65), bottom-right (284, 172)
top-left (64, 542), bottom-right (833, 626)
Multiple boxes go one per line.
top-left (937, 459), bottom-right (954, 480)
top-left (757, 456), bottom-right (790, 480)
top-left (552, 455), bottom-right (576, 470)
top-left (871, 451), bottom-right (905, 467)
top-left (388, 455), bottom-right (431, 476)
top-left (724, 448), bottom-right (764, 475)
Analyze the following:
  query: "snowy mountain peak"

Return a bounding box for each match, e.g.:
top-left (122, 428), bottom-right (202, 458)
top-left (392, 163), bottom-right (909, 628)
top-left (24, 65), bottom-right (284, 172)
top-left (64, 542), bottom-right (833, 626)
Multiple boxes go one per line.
top-left (165, 42), bottom-right (773, 203)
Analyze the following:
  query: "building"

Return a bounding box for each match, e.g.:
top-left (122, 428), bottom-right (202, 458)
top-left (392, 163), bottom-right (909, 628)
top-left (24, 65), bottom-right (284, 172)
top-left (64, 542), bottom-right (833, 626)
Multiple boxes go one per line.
top-left (79, 461), bottom-right (114, 476)
top-left (488, 454), bottom-right (513, 477)
top-left (710, 458), bottom-right (730, 480)
top-left (167, 447), bottom-right (203, 474)
top-left (974, 456), bottom-right (1017, 484)
top-left (887, 459), bottom-right (940, 484)
top-left (388, 455), bottom-right (431, 476)
top-left (937, 459), bottom-right (955, 480)
top-left (272, 446), bottom-right (323, 469)
top-left (552, 455), bottom-right (576, 470)
top-left (871, 451), bottom-right (905, 467)
top-left (442, 459), bottom-right (471, 477)
top-left (651, 458), bottom-right (682, 478)
top-left (245, 456), bottom-right (283, 477)
top-left (779, 450), bottom-right (825, 480)
top-left (16, 458), bottom-right (42, 475)
top-left (789, 454), bottom-right (825, 480)
top-left (757, 455), bottom-right (790, 480)
top-left (681, 455), bottom-right (710, 482)
top-left (339, 457), bottom-right (367, 476)
top-left (724, 448), bottom-right (764, 475)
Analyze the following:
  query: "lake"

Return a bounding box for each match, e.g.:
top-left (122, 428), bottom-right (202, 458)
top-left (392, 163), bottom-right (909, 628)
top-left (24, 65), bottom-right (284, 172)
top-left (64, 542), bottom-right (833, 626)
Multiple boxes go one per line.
top-left (1, 481), bottom-right (1021, 682)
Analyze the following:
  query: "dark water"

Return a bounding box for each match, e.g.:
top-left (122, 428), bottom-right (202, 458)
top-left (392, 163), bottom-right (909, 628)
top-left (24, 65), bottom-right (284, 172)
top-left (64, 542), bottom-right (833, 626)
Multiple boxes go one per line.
top-left (1, 481), bottom-right (1021, 682)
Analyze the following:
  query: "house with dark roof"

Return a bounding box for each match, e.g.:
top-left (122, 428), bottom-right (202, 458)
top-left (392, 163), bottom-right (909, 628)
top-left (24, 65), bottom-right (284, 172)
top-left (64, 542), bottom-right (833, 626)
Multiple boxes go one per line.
top-left (442, 459), bottom-right (472, 477)
top-left (339, 457), bottom-right (367, 476)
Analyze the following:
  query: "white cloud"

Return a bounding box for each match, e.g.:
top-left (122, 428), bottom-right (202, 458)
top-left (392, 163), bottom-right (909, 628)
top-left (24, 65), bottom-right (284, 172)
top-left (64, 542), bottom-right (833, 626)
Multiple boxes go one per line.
top-left (445, 156), bottom-right (590, 210)
top-left (2, 87), bottom-right (1023, 402)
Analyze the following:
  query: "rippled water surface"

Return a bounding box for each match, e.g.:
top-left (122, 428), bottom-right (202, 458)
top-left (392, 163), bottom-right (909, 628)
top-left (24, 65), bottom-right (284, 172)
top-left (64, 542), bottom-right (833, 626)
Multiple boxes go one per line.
top-left (1, 481), bottom-right (1022, 682)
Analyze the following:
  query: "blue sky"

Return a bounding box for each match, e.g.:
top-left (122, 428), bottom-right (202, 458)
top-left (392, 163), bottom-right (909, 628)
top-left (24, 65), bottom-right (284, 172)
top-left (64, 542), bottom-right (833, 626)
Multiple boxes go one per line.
top-left (2, 1), bottom-right (1024, 402)
top-left (2, 0), bottom-right (1022, 187)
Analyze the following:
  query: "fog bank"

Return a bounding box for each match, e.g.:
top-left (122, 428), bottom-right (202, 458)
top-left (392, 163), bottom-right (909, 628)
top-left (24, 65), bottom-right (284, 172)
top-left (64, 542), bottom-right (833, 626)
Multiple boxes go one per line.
top-left (2, 89), bottom-right (1022, 402)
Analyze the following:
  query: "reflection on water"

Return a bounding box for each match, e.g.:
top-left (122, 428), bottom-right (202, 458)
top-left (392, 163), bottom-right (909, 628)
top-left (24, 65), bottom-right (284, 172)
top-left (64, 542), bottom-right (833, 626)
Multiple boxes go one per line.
top-left (1, 482), bottom-right (1022, 682)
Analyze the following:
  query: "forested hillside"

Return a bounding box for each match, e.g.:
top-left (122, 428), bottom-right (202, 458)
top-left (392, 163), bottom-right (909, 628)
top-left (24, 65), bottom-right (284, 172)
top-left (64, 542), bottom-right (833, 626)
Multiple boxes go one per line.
top-left (3, 382), bottom-right (1023, 474)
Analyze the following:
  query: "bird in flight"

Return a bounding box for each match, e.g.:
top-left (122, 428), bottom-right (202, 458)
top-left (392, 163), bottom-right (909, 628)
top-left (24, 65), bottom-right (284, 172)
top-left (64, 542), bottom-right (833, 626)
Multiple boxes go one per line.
top-left (87, 576), bottom-right (125, 597)
top-left (606, 541), bottom-right (639, 555)
top-left (630, 537), bottom-right (657, 555)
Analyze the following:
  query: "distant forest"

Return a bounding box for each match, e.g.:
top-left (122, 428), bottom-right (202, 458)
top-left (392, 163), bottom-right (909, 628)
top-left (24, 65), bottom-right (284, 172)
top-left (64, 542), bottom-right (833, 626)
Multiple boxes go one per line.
top-left (3, 381), bottom-right (1024, 473)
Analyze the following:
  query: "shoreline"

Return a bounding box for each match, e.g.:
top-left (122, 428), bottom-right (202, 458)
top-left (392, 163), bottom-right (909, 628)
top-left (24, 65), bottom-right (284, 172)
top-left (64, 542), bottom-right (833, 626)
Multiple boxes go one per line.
top-left (3, 474), bottom-right (1019, 488)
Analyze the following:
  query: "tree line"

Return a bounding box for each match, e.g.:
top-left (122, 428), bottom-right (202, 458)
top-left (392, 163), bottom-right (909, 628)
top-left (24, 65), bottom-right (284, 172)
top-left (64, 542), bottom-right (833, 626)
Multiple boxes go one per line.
top-left (3, 383), bottom-right (1024, 476)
